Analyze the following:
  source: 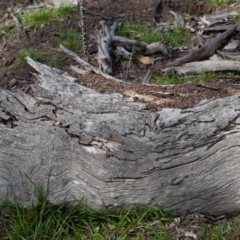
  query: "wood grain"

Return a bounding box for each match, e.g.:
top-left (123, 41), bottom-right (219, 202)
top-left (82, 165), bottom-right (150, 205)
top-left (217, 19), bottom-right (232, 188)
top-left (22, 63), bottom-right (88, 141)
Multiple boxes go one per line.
top-left (0, 58), bottom-right (240, 215)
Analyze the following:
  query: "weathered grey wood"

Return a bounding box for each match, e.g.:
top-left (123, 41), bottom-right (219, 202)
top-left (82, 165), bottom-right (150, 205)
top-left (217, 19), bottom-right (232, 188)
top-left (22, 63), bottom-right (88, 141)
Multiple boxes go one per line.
top-left (163, 60), bottom-right (240, 76)
top-left (60, 44), bottom-right (123, 82)
top-left (97, 21), bottom-right (113, 74)
top-left (1, 57), bottom-right (240, 215)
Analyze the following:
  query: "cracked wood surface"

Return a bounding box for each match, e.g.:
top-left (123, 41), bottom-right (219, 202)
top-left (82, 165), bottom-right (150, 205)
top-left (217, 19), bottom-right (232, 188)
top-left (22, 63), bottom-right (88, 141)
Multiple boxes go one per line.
top-left (0, 58), bottom-right (240, 214)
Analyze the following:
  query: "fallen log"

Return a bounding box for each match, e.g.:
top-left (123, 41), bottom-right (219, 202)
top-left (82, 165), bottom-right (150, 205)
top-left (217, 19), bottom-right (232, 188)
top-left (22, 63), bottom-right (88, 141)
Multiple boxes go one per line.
top-left (1, 57), bottom-right (240, 215)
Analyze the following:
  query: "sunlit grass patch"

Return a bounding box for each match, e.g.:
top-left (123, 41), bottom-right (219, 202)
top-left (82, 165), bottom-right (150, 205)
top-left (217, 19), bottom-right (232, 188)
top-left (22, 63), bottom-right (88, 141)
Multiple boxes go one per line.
top-left (0, 194), bottom-right (176, 240)
top-left (21, 5), bottom-right (75, 29)
top-left (119, 18), bottom-right (192, 47)
top-left (1, 187), bottom-right (240, 239)
top-left (151, 72), bottom-right (217, 85)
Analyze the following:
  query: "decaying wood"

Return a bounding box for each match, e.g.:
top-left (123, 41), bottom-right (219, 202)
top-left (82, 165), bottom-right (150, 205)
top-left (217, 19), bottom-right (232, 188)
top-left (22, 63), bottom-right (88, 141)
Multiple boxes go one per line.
top-left (70, 65), bottom-right (89, 75)
top-left (113, 46), bottom-right (131, 59)
top-left (112, 36), bottom-right (148, 53)
top-left (217, 51), bottom-right (240, 61)
top-left (1, 57), bottom-right (240, 215)
top-left (60, 44), bottom-right (123, 82)
top-left (112, 36), bottom-right (171, 56)
top-left (163, 60), bottom-right (240, 76)
top-left (203, 24), bottom-right (240, 32)
top-left (203, 24), bottom-right (235, 32)
top-left (97, 21), bottom-right (113, 74)
top-left (145, 42), bottom-right (170, 56)
top-left (150, 24), bottom-right (238, 73)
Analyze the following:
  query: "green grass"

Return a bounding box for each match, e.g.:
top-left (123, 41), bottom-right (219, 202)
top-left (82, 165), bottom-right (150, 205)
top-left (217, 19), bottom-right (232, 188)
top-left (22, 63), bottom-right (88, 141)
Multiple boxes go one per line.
top-left (119, 19), bottom-right (192, 47)
top-left (0, 194), bottom-right (176, 240)
top-left (151, 72), bottom-right (218, 85)
top-left (17, 48), bottom-right (63, 67)
top-left (21, 5), bottom-right (75, 29)
top-left (2, 195), bottom-right (240, 239)
top-left (210, 0), bottom-right (239, 7)
top-left (0, 27), bottom-right (16, 38)
top-left (54, 31), bottom-right (82, 51)
top-left (235, 11), bottom-right (240, 23)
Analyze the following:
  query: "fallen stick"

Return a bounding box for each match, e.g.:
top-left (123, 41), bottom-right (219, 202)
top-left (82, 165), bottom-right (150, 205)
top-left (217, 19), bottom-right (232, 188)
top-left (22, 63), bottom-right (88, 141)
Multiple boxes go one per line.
top-left (203, 24), bottom-right (240, 32)
top-left (112, 36), bottom-right (171, 56)
top-left (60, 44), bottom-right (124, 83)
top-left (112, 36), bottom-right (147, 53)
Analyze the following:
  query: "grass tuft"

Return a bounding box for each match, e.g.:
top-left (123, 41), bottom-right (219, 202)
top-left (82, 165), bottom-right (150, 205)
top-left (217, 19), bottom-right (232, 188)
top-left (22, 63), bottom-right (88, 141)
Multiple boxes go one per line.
top-left (119, 18), bottom-right (192, 47)
top-left (151, 72), bottom-right (218, 85)
top-left (0, 188), bottom-right (177, 240)
top-left (55, 31), bottom-right (82, 51)
top-left (1, 190), bottom-right (240, 239)
top-left (17, 48), bottom-right (63, 67)
top-left (21, 5), bottom-right (75, 29)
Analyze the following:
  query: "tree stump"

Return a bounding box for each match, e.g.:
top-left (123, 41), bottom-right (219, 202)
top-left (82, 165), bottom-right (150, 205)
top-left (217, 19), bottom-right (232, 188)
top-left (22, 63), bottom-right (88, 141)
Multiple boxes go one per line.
top-left (0, 58), bottom-right (240, 215)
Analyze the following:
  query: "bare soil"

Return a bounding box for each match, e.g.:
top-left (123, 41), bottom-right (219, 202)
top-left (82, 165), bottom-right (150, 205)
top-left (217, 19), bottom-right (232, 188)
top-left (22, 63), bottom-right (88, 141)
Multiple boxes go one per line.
top-left (1, 0), bottom-right (240, 112)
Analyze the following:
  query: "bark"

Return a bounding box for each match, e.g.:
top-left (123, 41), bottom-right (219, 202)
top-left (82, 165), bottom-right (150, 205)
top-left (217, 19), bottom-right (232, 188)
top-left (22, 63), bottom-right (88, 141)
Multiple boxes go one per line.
top-left (97, 21), bottom-right (113, 74)
top-left (1, 58), bottom-right (240, 215)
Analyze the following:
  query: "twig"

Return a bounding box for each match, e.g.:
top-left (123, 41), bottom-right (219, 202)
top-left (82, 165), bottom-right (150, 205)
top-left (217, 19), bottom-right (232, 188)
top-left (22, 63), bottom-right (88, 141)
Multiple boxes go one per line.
top-left (124, 44), bottom-right (135, 82)
top-left (60, 44), bottom-right (125, 83)
top-left (85, 8), bottom-right (111, 20)
top-left (196, 84), bottom-right (220, 91)
top-left (10, 13), bottom-right (29, 39)
top-left (142, 69), bottom-right (152, 84)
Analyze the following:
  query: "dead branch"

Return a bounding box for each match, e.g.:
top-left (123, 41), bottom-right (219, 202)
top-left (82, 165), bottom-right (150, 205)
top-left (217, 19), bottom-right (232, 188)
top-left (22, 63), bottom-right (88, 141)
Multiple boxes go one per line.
top-left (145, 42), bottom-right (171, 56)
top-left (203, 24), bottom-right (240, 32)
top-left (113, 46), bottom-right (131, 59)
top-left (70, 65), bottom-right (89, 75)
top-left (150, 24), bottom-right (238, 73)
top-left (97, 21), bottom-right (113, 74)
top-left (112, 36), bottom-right (148, 53)
top-left (112, 36), bottom-right (171, 56)
top-left (60, 44), bottom-right (124, 82)
top-left (163, 60), bottom-right (240, 76)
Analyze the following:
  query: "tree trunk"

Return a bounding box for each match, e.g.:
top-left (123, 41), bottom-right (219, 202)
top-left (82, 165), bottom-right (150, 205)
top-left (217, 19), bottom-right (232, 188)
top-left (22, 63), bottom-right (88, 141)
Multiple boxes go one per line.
top-left (0, 58), bottom-right (240, 215)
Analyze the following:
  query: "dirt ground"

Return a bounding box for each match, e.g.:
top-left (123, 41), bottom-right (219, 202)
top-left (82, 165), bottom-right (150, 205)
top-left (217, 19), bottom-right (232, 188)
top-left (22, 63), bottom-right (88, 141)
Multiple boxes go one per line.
top-left (1, 0), bottom-right (240, 112)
